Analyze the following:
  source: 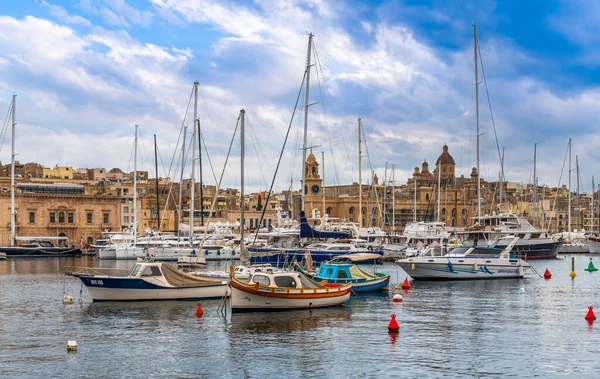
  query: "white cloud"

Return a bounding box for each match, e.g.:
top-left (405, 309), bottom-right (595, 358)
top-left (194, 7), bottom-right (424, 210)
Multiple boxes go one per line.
top-left (41, 1), bottom-right (91, 26)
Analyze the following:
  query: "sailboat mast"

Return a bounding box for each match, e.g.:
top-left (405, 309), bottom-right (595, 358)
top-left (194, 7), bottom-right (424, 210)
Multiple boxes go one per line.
top-left (10, 95), bottom-right (16, 247)
top-left (189, 81), bottom-right (198, 247)
top-left (301, 33), bottom-right (313, 214)
top-left (568, 138), bottom-right (571, 235)
top-left (576, 155), bottom-right (580, 230)
top-left (474, 22), bottom-right (481, 219)
top-left (437, 160), bottom-right (441, 222)
top-left (240, 109), bottom-right (246, 261)
top-left (592, 176), bottom-right (595, 234)
top-left (322, 151), bottom-right (325, 217)
top-left (198, 119), bottom-right (204, 226)
top-left (383, 162), bottom-right (387, 226)
top-left (499, 147), bottom-right (504, 212)
top-left (533, 143), bottom-right (537, 227)
top-left (133, 124), bottom-right (138, 244)
top-left (392, 164), bottom-right (396, 227)
top-left (154, 134), bottom-right (160, 231)
top-left (413, 166), bottom-right (416, 222)
top-left (358, 118), bottom-right (363, 227)
top-left (178, 125), bottom-right (187, 240)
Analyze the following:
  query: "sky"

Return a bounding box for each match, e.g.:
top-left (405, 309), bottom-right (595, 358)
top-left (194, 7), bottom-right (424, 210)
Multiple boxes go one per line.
top-left (0, 0), bottom-right (599, 193)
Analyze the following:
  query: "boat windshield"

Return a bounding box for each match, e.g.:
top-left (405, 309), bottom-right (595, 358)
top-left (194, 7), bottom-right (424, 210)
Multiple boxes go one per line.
top-left (273, 276), bottom-right (297, 288)
top-left (130, 264), bottom-right (142, 277)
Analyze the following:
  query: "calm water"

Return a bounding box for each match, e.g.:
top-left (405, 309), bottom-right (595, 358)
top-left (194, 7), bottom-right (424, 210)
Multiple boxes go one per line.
top-left (1, 255), bottom-right (600, 378)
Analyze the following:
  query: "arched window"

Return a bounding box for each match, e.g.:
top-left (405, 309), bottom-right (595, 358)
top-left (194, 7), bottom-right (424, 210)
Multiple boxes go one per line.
top-left (559, 215), bottom-right (563, 220)
top-left (452, 208), bottom-right (456, 217)
top-left (312, 166), bottom-right (316, 175)
top-left (59, 212), bottom-right (65, 223)
top-left (425, 194), bottom-right (429, 201)
top-left (87, 236), bottom-right (93, 245)
top-left (462, 209), bottom-right (466, 216)
top-left (441, 208), bottom-right (446, 216)
top-left (349, 207), bottom-right (354, 215)
top-left (371, 207), bottom-right (376, 215)
top-left (326, 207), bottom-right (332, 215)
top-left (451, 219), bottom-right (455, 227)
top-left (361, 207), bottom-right (366, 215)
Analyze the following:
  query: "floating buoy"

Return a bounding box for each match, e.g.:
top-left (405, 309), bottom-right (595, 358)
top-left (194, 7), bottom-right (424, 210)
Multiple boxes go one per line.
top-left (392, 294), bottom-right (403, 303)
top-left (195, 303), bottom-right (204, 317)
top-left (585, 258), bottom-right (598, 272)
top-left (401, 277), bottom-right (411, 290)
top-left (585, 306), bottom-right (596, 320)
top-left (394, 283), bottom-right (402, 290)
top-left (543, 268), bottom-right (552, 279)
top-left (388, 314), bottom-right (400, 333)
top-left (519, 288), bottom-right (525, 294)
top-left (569, 257), bottom-right (577, 278)
top-left (62, 295), bottom-right (74, 304)
top-left (66, 340), bottom-right (77, 352)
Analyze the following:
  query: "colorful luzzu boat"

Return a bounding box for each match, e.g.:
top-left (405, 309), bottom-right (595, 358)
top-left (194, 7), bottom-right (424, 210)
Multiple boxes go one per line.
top-left (229, 269), bottom-right (351, 312)
top-left (297, 262), bottom-right (390, 293)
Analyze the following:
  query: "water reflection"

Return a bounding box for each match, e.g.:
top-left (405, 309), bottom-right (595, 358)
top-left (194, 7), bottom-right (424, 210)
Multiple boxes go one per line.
top-left (230, 307), bottom-right (352, 334)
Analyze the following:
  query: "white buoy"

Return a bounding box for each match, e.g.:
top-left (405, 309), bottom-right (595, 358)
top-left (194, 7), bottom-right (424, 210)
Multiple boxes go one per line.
top-left (63, 295), bottom-right (74, 304)
top-left (67, 340), bottom-right (77, 352)
top-left (519, 288), bottom-right (525, 294)
top-left (392, 294), bottom-right (403, 302)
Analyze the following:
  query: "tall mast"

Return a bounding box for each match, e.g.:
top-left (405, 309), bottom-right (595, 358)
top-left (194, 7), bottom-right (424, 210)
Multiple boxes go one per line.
top-left (533, 143), bottom-right (537, 228)
top-left (576, 155), bottom-right (580, 230)
top-left (568, 137), bottom-right (571, 235)
top-left (413, 167), bottom-right (416, 222)
top-left (189, 81), bottom-right (198, 247)
top-left (358, 117), bottom-right (363, 227)
top-left (133, 124), bottom-right (138, 244)
top-left (10, 95), bottom-right (16, 247)
top-left (383, 162), bottom-right (387, 226)
top-left (499, 147), bottom-right (504, 212)
top-left (301, 33), bottom-right (313, 214)
top-left (392, 164), bottom-right (396, 227)
top-left (198, 119), bottom-right (204, 226)
top-left (154, 134), bottom-right (160, 231)
top-left (322, 151), bottom-right (325, 217)
top-left (474, 22), bottom-right (481, 219)
top-left (178, 125), bottom-right (187, 240)
top-left (437, 160), bottom-right (441, 222)
top-left (592, 176), bottom-right (595, 234)
top-left (240, 109), bottom-right (246, 262)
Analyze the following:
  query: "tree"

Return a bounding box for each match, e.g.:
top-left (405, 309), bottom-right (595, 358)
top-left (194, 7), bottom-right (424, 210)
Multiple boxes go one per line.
top-left (256, 195), bottom-right (263, 211)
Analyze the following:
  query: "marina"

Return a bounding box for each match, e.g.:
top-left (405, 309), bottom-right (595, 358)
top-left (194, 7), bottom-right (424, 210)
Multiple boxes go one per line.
top-left (2, 256), bottom-right (600, 377)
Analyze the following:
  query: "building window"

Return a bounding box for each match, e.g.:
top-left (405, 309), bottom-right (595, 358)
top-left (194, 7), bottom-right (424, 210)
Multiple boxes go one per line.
top-left (124, 216), bottom-right (129, 224)
top-left (103, 213), bottom-right (109, 224)
top-left (442, 208), bottom-right (446, 216)
top-left (462, 209), bottom-right (466, 216)
top-left (326, 207), bottom-right (332, 215)
top-left (50, 212), bottom-right (55, 223)
top-left (361, 207), bottom-right (366, 215)
top-left (29, 212), bottom-right (35, 224)
top-left (87, 212), bottom-right (92, 224)
top-left (371, 207), bottom-right (376, 215)
top-left (426, 194), bottom-right (429, 201)
top-left (349, 207), bottom-right (354, 215)
top-left (124, 206), bottom-right (129, 213)
top-left (59, 212), bottom-right (65, 223)
top-left (452, 208), bottom-right (456, 217)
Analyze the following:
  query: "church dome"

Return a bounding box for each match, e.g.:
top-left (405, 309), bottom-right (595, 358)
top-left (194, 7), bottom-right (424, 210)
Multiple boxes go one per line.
top-left (306, 151), bottom-right (317, 165)
top-left (436, 144), bottom-right (455, 165)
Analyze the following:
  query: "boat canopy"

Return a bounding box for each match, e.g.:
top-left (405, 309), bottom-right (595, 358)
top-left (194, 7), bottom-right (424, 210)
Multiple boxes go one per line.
top-left (299, 211), bottom-right (351, 239)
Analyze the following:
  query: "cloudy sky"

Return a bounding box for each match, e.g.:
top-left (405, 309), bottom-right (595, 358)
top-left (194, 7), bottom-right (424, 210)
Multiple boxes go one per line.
top-left (0, 0), bottom-right (598, 193)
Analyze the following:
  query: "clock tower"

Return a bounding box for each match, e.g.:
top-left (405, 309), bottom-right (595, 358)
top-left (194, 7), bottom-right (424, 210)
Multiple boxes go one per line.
top-left (304, 150), bottom-right (323, 215)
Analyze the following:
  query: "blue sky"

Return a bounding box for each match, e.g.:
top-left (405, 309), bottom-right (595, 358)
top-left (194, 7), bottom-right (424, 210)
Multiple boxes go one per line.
top-left (0, 0), bottom-right (599, 193)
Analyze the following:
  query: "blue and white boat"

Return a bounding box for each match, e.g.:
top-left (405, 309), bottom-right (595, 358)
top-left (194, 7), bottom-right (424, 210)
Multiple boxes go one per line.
top-left (304, 262), bottom-right (390, 292)
top-left (69, 261), bottom-right (229, 301)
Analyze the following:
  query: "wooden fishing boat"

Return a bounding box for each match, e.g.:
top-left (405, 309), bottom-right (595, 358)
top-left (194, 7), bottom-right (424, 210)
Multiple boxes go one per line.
top-left (297, 262), bottom-right (390, 293)
top-left (69, 261), bottom-right (229, 301)
top-left (229, 270), bottom-right (351, 312)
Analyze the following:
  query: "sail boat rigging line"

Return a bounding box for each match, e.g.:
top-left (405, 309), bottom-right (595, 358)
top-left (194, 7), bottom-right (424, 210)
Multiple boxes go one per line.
top-left (475, 36), bottom-right (504, 183)
top-left (197, 113), bottom-right (241, 253)
top-left (312, 40), bottom-right (341, 187)
top-left (200, 132), bottom-right (218, 185)
top-left (244, 114), bottom-right (271, 190)
top-left (359, 120), bottom-right (383, 226)
top-left (251, 68), bottom-right (309, 245)
top-left (545, 141), bottom-right (569, 230)
top-left (0, 98), bottom-right (12, 154)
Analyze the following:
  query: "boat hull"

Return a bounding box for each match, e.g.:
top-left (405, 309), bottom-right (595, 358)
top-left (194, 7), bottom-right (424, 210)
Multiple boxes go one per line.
top-left (73, 275), bottom-right (229, 301)
top-left (0, 247), bottom-right (82, 257)
top-left (230, 280), bottom-right (351, 312)
top-left (97, 248), bottom-right (116, 260)
top-left (587, 237), bottom-right (600, 254)
top-left (317, 275), bottom-right (390, 292)
top-left (396, 258), bottom-right (528, 280)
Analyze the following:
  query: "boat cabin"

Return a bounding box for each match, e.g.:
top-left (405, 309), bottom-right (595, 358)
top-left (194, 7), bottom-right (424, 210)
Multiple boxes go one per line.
top-left (247, 271), bottom-right (325, 289)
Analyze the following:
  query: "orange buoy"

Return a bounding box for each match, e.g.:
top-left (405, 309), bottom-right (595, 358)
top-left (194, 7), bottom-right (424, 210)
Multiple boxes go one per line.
top-left (543, 268), bottom-right (552, 279)
top-left (195, 303), bottom-right (204, 317)
top-left (401, 277), bottom-right (411, 290)
top-left (392, 294), bottom-right (403, 303)
top-left (585, 306), bottom-right (596, 321)
top-left (388, 314), bottom-right (400, 333)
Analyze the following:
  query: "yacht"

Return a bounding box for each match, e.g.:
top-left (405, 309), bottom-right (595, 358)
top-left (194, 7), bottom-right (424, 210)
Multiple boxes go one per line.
top-left (383, 221), bottom-right (450, 258)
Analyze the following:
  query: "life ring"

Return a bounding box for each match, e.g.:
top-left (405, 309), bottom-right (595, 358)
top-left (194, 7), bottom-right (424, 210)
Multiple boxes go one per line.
top-left (368, 246), bottom-right (373, 252)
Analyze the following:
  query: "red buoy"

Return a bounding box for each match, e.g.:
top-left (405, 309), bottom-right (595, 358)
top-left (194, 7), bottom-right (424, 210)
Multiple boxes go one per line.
top-left (388, 314), bottom-right (400, 333)
top-left (401, 277), bottom-right (411, 290)
top-left (392, 294), bottom-right (403, 302)
top-left (195, 303), bottom-right (204, 317)
top-left (543, 268), bottom-right (552, 279)
top-left (585, 306), bottom-right (596, 321)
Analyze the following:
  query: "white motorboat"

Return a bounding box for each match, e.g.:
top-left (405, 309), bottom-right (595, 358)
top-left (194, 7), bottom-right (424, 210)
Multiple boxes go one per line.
top-left (383, 221), bottom-right (449, 258)
top-left (69, 261), bottom-right (229, 301)
top-left (192, 264), bottom-right (278, 280)
top-left (396, 237), bottom-right (530, 280)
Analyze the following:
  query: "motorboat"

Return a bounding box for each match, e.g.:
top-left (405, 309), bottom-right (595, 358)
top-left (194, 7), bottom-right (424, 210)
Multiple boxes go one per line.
top-left (297, 262), bottom-right (390, 293)
top-left (553, 231), bottom-right (589, 254)
top-left (396, 236), bottom-right (530, 280)
top-left (383, 221), bottom-right (449, 258)
top-left (229, 270), bottom-right (351, 311)
top-left (192, 264), bottom-right (278, 280)
top-left (69, 261), bottom-right (229, 301)
top-left (0, 238), bottom-right (82, 257)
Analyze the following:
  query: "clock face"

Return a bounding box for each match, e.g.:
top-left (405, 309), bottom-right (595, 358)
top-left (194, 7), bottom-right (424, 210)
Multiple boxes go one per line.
top-left (311, 184), bottom-right (320, 194)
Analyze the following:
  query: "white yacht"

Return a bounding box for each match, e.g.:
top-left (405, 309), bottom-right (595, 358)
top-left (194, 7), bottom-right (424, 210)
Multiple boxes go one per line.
top-left (383, 221), bottom-right (449, 258)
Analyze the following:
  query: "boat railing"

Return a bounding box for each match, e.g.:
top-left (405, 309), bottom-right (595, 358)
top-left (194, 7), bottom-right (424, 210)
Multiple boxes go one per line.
top-left (65, 266), bottom-right (131, 277)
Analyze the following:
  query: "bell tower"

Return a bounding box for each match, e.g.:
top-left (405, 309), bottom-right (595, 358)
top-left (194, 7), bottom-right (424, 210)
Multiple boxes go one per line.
top-left (304, 150), bottom-right (323, 214)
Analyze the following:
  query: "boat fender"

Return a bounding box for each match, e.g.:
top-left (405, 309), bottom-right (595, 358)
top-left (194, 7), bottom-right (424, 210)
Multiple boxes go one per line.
top-left (204, 249), bottom-right (209, 255)
top-left (411, 263), bottom-right (416, 271)
top-left (473, 263), bottom-right (479, 271)
top-left (518, 266), bottom-right (524, 276)
top-left (217, 249), bottom-right (221, 255)
top-left (232, 249), bottom-right (236, 255)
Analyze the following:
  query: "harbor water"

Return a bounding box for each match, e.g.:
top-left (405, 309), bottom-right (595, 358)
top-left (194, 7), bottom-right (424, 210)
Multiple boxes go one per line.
top-left (1, 256), bottom-right (600, 378)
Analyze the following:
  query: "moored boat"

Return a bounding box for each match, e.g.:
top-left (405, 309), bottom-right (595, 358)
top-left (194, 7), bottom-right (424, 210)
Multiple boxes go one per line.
top-left (298, 262), bottom-right (390, 293)
top-left (69, 261), bottom-right (229, 301)
top-left (229, 270), bottom-right (351, 312)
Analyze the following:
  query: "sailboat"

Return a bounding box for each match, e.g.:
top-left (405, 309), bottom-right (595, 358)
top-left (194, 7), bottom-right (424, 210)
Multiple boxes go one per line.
top-left (0, 95), bottom-right (81, 257)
